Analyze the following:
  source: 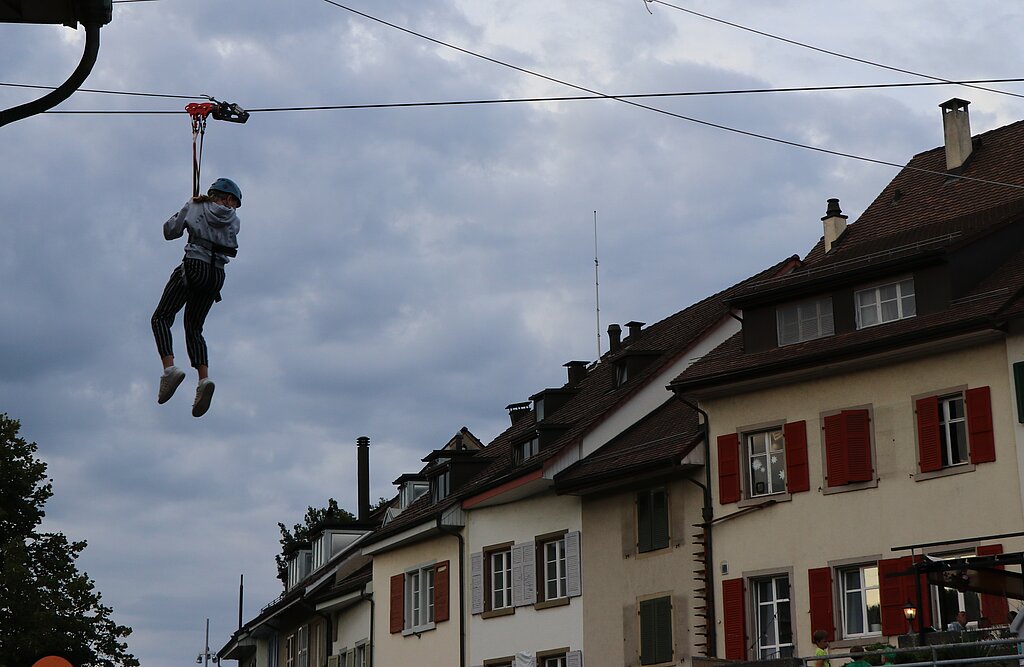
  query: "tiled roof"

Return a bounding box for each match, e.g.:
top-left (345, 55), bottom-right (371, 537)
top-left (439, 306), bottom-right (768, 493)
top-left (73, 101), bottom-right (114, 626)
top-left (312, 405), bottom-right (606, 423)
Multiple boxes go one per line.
top-left (453, 257), bottom-right (798, 496)
top-left (731, 117), bottom-right (1024, 302)
top-left (673, 246), bottom-right (1024, 393)
top-left (672, 113), bottom-right (1024, 393)
top-left (554, 398), bottom-right (702, 490)
top-left (362, 256), bottom-right (798, 542)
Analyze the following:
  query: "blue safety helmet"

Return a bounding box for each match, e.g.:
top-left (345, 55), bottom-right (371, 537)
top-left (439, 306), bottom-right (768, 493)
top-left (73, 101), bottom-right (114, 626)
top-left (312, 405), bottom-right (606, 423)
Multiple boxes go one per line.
top-left (208, 178), bottom-right (242, 207)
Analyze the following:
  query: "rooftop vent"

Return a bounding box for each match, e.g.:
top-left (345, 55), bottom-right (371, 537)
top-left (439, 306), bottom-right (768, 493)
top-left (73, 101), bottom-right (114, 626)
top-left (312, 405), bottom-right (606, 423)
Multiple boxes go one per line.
top-left (564, 360), bottom-right (588, 387)
top-left (626, 321), bottom-right (645, 341)
top-left (940, 98), bottom-right (973, 172)
top-left (821, 198), bottom-right (848, 253)
top-left (607, 324), bottom-right (622, 353)
top-left (505, 402), bottom-right (532, 425)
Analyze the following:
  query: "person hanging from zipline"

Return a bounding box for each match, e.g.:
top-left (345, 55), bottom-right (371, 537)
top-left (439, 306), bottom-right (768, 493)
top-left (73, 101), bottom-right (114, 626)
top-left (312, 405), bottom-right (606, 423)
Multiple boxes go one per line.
top-left (151, 178), bottom-right (241, 417)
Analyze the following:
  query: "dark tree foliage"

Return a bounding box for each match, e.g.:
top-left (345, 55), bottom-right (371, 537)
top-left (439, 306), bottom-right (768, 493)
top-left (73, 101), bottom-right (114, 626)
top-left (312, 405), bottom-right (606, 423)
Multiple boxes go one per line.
top-left (0, 414), bottom-right (138, 667)
top-left (275, 498), bottom-right (355, 587)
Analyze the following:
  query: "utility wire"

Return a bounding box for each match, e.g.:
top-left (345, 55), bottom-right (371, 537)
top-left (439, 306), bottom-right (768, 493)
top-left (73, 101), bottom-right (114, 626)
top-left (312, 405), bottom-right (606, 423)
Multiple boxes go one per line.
top-left (0, 81), bottom-right (206, 101)
top-left (15, 78), bottom-right (1024, 109)
top-left (315, 0), bottom-right (1024, 191)
top-left (650, 0), bottom-right (1024, 100)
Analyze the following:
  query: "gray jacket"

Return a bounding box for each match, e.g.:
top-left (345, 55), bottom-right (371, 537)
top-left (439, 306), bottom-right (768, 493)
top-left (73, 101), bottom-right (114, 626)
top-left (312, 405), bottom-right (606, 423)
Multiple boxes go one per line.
top-left (164, 199), bottom-right (240, 268)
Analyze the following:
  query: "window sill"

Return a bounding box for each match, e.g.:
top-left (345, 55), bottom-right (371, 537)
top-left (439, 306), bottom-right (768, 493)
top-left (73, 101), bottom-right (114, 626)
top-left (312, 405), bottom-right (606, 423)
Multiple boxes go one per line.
top-left (402, 622), bottom-right (436, 636)
top-left (635, 544), bottom-right (672, 560)
top-left (535, 597), bottom-right (570, 610)
top-left (914, 463), bottom-right (975, 482)
top-left (738, 492), bottom-right (790, 508)
top-left (822, 477), bottom-right (878, 495)
top-left (481, 607), bottom-right (515, 619)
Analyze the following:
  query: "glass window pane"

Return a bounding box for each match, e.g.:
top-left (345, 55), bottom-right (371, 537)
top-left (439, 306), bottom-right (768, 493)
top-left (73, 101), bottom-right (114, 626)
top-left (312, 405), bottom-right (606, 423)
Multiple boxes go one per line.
top-left (881, 299), bottom-right (899, 322)
top-left (857, 290), bottom-right (877, 308)
top-left (859, 304), bottom-right (878, 327)
top-left (902, 294), bottom-right (916, 317)
top-left (863, 566), bottom-right (878, 588)
top-left (900, 279), bottom-right (915, 297)
top-left (879, 284), bottom-right (898, 301)
top-left (846, 591), bottom-right (865, 634)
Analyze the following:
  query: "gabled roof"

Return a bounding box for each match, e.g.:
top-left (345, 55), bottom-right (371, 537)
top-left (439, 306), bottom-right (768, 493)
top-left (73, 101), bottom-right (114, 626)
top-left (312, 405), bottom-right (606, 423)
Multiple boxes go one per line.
top-left (731, 116), bottom-right (1024, 305)
top-left (672, 113), bottom-right (1024, 395)
top-left (554, 397), bottom-right (703, 493)
top-left (452, 257), bottom-right (798, 503)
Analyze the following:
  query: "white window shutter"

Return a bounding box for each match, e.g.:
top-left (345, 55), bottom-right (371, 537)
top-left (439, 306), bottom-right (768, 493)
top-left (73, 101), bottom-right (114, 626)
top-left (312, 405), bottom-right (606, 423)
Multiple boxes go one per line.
top-left (565, 530), bottom-right (582, 598)
top-left (567, 650), bottom-right (583, 667)
top-left (511, 543), bottom-right (526, 607)
top-left (521, 541), bottom-right (537, 604)
top-left (470, 551), bottom-right (484, 614)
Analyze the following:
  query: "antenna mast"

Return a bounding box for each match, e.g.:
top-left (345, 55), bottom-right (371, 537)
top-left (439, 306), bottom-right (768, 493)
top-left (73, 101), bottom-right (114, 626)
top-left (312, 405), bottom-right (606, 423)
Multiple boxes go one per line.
top-left (594, 210), bottom-right (602, 359)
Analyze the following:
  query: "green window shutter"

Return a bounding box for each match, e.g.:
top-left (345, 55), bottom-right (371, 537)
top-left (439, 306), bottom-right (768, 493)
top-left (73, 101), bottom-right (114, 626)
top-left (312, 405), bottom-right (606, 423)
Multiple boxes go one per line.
top-left (637, 491), bottom-right (652, 552)
top-left (650, 488), bottom-right (669, 551)
top-left (1015, 362), bottom-right (1024, 423)
top-left (640, 596), bottom-right (673, 665)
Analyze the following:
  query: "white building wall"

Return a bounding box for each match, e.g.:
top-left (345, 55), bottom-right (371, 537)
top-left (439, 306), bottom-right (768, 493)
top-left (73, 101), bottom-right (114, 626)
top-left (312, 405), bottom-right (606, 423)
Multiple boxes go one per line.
top-left (466, 492), bottom-right (584, 665)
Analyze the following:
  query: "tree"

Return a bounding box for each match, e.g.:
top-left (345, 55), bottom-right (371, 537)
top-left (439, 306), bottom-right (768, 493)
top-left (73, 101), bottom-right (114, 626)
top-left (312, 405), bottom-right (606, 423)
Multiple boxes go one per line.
top-left (275, 498), bottom-right (355, 587)
top-left (0, 414), bottom-right (138, 667)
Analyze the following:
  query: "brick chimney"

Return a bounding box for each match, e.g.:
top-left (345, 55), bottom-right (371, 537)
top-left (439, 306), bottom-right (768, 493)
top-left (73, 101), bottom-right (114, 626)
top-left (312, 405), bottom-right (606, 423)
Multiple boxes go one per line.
top-left (821, 198), bottom-right (848, 253)
top-left (940, 98), bottom-right (973, 171)
top-left (357, 436), bottom-right (370, 521)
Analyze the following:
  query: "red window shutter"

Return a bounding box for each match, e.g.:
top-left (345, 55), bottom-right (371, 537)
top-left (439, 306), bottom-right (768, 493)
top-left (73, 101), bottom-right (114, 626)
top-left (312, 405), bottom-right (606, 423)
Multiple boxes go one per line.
top-left (843, 410), bottom-right (873, 482)
top-left (878, 558), bottom-right (907, 636)
top-left (907, 556), bottom-right (932, 632)
top-left (784, 421), bottom-right (810, 493)
top-left (718, 433), bottom-right (741, 504)
top-left (722, 578), bottom-right (747, 660)
top-left (916, 396), bottom-right (942, 472)
top-left (966, 386), bottom-right (996, 464)
top-left (823, 413), bottom-right (848, 487)
top-left (808, 567), bottom-right (835, 641)
top-left (433, 560), bottom-right (450, 623)
top-left (977, 545), bottom-right (1009, 623)
top-left (389, 573), bottom-right (405, 634)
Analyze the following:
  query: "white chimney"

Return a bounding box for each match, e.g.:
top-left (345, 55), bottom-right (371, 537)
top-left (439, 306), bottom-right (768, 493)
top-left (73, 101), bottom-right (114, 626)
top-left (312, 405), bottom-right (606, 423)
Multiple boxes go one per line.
top-left (940, 98), bottom-right (973, 171)
top-left (821, 198), bottom-right (848, 253)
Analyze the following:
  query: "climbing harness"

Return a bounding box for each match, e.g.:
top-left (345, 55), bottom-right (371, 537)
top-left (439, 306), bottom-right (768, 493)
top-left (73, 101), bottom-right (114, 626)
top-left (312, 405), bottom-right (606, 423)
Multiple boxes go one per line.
top-left (185, 98), bottom-right (249, 197)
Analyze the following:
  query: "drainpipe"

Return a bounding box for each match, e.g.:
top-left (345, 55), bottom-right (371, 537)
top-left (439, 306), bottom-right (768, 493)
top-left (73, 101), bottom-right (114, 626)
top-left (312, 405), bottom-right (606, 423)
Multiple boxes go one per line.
top-left (676, 395), bottom-right (717, 658)
top-left (437, 517), bottom-right (466, 667)
top-left (302, 600), bottom-right (334, 665)
top-left (359, 584), bottom-right (375, 666)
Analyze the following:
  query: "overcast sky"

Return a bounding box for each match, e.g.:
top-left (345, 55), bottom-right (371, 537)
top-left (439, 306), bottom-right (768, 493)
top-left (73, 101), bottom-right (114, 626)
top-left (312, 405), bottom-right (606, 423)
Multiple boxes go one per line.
top-left (3, 1), bottom-right (1024, 664)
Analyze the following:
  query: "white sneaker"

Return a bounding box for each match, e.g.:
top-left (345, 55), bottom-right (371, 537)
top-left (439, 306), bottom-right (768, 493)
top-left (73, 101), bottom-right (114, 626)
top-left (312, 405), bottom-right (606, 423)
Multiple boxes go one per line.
top-left (158, 366), bottom-right (186, 404)
top-left (192, 378), bottom-right (215, 417)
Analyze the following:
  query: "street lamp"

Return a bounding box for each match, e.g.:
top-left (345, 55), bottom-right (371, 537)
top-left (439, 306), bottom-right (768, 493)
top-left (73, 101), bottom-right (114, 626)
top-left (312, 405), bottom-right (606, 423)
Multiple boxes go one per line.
top-left (903, 602), bottom-right (918, 636)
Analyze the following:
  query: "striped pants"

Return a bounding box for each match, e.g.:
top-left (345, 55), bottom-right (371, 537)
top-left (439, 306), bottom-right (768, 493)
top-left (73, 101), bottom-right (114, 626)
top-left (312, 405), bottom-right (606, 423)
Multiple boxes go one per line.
top-left (151, 258), bottom-right (225, 369)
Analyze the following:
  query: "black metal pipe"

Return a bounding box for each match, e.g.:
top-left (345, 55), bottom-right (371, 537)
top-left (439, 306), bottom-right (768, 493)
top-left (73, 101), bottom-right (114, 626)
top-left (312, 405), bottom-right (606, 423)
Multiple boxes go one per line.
top-left (436, 519), bottom-right (466, 667)
top-left (0, 23), bottom-right (102, 127)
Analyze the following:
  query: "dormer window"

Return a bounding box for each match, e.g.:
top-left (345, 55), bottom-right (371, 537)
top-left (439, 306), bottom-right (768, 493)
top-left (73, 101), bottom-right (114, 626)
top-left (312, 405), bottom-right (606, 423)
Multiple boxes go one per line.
top-left (399, 481), bottom-right (429, 509)
top-left (286, 549), bottom-right (312, 590)
top-left (615, 362), bottom-right (629, 387)
top-left (855, 279), bottom-right (915, 329)
top-left (777, 296), bottom-right (834, 346)
top-left (431, 468), bottom-right (451, 503)
top-left (513, 436), bottom-right (540, 466)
